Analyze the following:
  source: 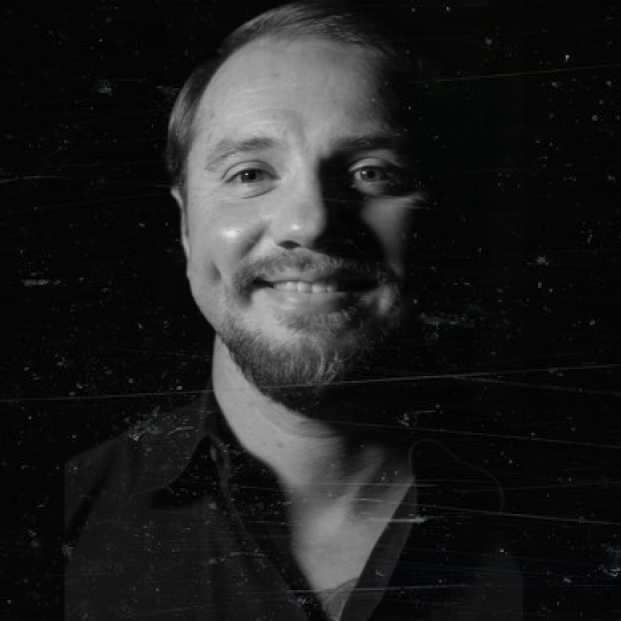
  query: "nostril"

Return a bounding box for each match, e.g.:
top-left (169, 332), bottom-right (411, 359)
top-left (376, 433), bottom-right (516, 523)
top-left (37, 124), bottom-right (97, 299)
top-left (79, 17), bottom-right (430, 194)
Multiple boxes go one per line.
top-left (279, 241), bottom-right (303, 250)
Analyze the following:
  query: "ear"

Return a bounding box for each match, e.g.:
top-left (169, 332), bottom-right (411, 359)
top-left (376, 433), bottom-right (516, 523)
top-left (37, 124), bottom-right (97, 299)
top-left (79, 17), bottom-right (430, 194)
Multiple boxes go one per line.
top-left (171, 186), bottom-right (190, 260)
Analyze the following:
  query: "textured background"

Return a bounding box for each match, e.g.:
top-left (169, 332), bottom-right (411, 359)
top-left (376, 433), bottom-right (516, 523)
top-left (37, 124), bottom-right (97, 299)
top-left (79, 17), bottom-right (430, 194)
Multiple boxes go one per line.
top-left (3, 0), bottom-right (620, 617)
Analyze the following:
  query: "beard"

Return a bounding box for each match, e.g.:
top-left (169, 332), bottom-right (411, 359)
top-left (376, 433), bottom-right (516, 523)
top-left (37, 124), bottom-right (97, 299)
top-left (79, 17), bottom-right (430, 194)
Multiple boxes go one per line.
top-left (215, 252), bottom-right (407, 413)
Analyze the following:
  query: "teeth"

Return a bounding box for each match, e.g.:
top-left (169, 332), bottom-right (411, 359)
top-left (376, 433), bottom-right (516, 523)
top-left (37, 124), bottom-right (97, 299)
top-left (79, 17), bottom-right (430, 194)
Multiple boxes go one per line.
top-left (272, 279), bottom-right (340, 293)
top-left (297, 281), bottom-right (312, 293)
top-left (311, 280), bottom-right (326, 293)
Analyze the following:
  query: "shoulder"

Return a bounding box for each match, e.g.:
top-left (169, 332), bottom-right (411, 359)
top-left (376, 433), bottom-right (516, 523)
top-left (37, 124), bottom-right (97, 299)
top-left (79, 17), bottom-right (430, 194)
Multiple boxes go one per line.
top-left (65, 433), bottom-right (136, 520)
top-left (64, 417), bottom-right (147, 547)
top-left (64, 401), bottom-right (207, 541)
top-left (65, 408), bottom-right (165, 490)
top-left (410, 436), bottom-right (506, 514)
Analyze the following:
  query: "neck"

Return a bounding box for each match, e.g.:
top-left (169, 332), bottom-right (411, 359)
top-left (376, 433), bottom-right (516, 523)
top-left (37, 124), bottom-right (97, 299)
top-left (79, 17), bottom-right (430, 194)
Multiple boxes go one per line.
top-left (211, 336), bottom-right (412, 506)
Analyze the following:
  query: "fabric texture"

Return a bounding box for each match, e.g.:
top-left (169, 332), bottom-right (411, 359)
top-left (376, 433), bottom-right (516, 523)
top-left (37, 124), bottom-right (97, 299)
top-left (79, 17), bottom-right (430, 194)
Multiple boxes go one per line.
top-left (65, 390), bottom-right (523, 620)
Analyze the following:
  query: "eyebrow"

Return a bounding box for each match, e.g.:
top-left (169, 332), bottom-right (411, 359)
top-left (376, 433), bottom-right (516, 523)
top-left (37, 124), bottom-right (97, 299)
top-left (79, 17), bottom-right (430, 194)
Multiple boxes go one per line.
top-left (332, 133), bottom-right (408, 155)
top-left (204, 136), bottom-right (281, 172)
top-left (203, 131), bottom-right (409, 172)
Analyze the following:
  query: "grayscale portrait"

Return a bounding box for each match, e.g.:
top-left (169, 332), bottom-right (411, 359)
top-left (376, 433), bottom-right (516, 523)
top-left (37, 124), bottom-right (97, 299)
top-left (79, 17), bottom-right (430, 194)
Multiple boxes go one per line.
top-left (64, 3), bottom-right (525, 618)
top-left (7, 0), bottom-right (616, 618)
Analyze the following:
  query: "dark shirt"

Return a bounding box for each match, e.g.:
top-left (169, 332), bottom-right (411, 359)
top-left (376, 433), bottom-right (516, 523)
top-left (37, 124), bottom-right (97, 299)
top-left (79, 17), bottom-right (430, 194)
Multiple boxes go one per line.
top-left (65, 391), bottom-right (522, 620)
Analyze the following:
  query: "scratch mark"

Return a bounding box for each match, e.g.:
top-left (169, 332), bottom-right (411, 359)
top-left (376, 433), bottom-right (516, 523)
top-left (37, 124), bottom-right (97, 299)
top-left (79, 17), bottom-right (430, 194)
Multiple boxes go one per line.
top-left (422, 62), bottom-right (621, 84)
top-left (3, 361), bottom-right (620, 404)
top-left (369, 516), bottom-right (431, 524)
top-left (417, 503), bottom-right (621, 528)
top-left (463, 376), bottom-right (621, 398)
top-left (167, 426), bottom-right (195, 435)
top-left (21, 279), bottom-right (61, 287)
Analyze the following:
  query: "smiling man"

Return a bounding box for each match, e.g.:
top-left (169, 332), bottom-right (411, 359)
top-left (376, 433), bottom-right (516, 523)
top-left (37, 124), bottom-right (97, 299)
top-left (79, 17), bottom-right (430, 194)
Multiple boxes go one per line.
top-left (176, 32), bottom-right (419, 413)
top-left (66, 2), bottom-right (522, 619)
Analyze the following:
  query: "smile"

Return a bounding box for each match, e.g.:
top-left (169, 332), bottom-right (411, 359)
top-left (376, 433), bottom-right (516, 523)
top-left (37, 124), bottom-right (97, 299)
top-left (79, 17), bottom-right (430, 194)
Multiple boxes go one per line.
top-left (256, 272), bottom-right (376, 295)
top-left (271, 279), bottom-right (339, 293)
top-left (253, 274), bottom-right (377, 315)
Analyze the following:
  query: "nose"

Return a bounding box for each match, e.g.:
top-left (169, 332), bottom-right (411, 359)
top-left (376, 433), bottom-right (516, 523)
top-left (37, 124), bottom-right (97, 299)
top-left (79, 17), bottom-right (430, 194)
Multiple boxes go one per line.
top-left (268, 172), bottom-right (353, 252)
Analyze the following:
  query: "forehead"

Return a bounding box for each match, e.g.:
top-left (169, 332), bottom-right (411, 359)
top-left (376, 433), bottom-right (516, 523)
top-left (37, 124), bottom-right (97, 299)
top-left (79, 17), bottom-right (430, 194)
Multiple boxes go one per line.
top-left (191, 38), bottom-right (396, 151)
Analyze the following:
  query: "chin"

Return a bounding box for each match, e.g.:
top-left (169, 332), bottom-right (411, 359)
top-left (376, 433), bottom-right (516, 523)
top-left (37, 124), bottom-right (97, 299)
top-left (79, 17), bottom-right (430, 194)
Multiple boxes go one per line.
top-left (217, 306), bottom-right (401, 412)
top-left (270, 306), bottom-right (368, 343)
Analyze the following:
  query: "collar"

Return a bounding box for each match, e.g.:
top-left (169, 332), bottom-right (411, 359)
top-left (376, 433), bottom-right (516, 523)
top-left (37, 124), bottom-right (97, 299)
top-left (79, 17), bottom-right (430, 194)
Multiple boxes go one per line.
top-left (128, 384), bottom-right (504, 513)
top-left (129, 388), bottom-right (222, 497)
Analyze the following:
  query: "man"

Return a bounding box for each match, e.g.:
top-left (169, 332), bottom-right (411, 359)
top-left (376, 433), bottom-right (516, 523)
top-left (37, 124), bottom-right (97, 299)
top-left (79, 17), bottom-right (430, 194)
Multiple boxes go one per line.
top-left (66, 2), bottom-right (522, 619)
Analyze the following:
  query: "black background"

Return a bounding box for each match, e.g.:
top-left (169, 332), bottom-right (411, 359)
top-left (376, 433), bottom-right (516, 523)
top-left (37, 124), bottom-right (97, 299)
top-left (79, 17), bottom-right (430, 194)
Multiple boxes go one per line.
top-left (3, 0), bottom-right (620, 618)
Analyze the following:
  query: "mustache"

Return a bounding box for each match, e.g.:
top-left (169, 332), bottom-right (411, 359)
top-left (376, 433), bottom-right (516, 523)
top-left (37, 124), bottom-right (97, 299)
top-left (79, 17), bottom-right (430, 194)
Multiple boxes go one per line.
top-left (232, 252), bottom-right (399, 293)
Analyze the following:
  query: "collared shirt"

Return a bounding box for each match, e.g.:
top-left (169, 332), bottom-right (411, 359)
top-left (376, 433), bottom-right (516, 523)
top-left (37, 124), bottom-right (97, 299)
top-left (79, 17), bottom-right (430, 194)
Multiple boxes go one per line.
top-left (65, 391), bottom-right (522, 620)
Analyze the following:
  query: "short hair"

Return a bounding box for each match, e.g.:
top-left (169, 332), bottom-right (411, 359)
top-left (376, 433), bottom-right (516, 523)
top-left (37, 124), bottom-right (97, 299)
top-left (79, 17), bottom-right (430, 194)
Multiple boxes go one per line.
top-left (165, 1), bottom-right (433, 192)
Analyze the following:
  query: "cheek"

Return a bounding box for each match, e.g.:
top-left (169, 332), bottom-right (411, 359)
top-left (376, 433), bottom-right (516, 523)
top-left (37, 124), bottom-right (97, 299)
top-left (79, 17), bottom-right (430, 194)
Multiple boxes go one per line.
top-left (363, 202), bottom-right (414, 273)
top-left (185, 199), bottom-right (264, 282)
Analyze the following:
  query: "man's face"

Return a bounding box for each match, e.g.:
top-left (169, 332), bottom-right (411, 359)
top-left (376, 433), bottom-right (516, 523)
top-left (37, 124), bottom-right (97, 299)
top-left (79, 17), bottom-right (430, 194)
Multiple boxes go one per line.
top-left (176, 38), bottom-right (426, 409)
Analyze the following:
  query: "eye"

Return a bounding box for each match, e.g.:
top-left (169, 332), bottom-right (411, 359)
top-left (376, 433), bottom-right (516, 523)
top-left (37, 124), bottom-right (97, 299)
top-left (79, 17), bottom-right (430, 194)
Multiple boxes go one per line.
top-left (353, 167), bottom-right (390, 183)
top-left (224, 165), bottom-right (277, 197)
top-left (230, 168), bottom-right (271, 184)
top-left (350, 164), bottom-right (401, 196)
